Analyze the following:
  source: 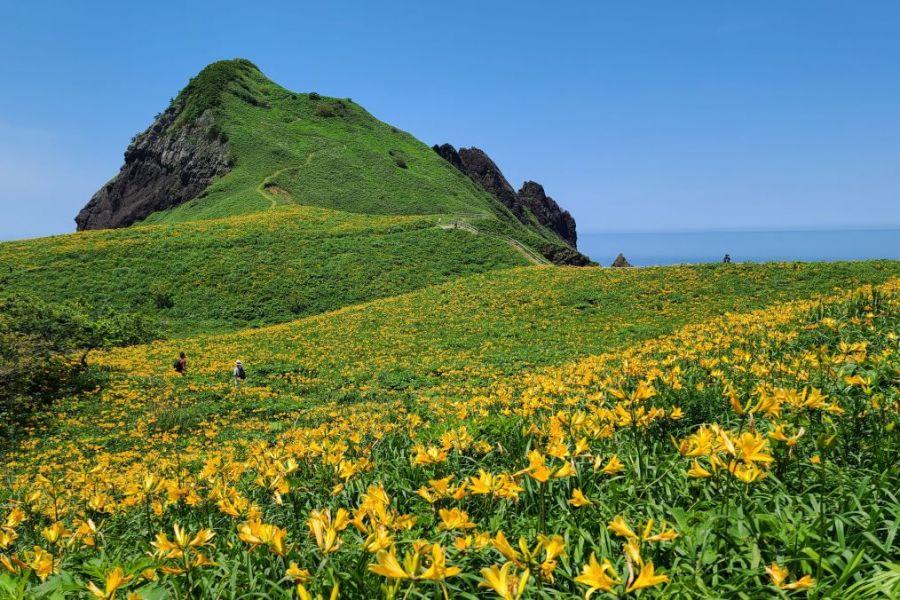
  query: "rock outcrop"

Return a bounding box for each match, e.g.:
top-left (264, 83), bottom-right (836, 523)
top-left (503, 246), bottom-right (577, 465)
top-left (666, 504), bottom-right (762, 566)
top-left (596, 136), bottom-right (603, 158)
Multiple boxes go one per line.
top-left (432, 143), bottom-right (581, 251)
top-left (611, 253), bottom-right (633, 268)
top-left (456, 147), bottom-right (525, 220)
top-left (517, 181), bottom-right (577, 248)
top-left (75, 105), bottom-right (232, 231)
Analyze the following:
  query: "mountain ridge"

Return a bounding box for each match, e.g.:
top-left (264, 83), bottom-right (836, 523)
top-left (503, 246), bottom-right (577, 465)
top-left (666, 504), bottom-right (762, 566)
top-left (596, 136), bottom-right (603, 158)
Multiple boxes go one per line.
top-left (73, 59), bottom-right (588, 264)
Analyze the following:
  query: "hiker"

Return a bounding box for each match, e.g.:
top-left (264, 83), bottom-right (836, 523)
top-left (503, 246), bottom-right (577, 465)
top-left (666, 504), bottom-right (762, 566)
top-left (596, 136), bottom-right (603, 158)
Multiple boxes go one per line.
top-left (233, 360), bottom-right (246, 388)
top-left (174, 352), bottom-right (187, 375)
top-left (723, 254), bottom-right (732, 263)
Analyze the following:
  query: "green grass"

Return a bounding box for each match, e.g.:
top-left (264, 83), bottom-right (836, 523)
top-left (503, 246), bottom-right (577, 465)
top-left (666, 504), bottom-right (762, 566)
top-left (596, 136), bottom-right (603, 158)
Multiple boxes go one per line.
top-left (0, 205), bottom-right (527, 336)
top-left (139, 60), bottom-right (573, 259)
top-left (28, 260), bottom-right (899, 449)
top-left (2, 263), bottom-right (897, 598)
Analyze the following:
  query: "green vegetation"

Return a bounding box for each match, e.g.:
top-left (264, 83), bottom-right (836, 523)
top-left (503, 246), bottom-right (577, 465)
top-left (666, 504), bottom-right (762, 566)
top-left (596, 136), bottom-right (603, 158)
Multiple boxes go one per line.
top-left (0, 294), bottom-right (157, 442)
top-left (1, 264), bottom-right (898, 598)
top-left (0, 205), bottom-right (527, 336)
top-left (1, 58), bottom-right (897, 600)
top-left (140, 59), bottom-right (572, 260)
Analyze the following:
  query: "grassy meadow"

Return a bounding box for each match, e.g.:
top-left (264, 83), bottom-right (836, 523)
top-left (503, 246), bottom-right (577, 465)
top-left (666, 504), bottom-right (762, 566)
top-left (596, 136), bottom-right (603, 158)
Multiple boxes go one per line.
top-left (0, 205), bottom-right (527, 336)
top-left (2, 261), bottom-right (898, 598)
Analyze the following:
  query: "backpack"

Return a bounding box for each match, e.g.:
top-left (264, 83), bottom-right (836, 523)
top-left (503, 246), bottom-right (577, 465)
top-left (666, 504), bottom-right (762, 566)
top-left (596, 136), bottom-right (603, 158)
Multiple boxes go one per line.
top-left (237, 365), bottom-right (246, 380)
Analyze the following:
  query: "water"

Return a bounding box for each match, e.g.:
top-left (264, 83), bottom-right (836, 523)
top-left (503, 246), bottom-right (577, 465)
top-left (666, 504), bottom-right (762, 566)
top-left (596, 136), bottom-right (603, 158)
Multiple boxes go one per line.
top-left (579, 229), bottom-right (900, 267)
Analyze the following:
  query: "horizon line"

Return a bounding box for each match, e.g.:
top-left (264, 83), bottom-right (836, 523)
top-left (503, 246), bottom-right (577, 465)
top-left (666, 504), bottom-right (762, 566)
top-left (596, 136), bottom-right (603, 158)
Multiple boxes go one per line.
top-left (581, 225), bottom-right (900, 236)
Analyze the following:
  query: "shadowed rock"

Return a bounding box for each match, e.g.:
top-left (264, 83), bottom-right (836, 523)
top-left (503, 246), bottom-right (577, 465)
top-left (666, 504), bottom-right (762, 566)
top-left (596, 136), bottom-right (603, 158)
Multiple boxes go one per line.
top-left (75, 106), bottom-right (232, 230)
top-left (432, 143), bottom-right (589, 265)
top-left (611, 253), bottom-right (633, 268)
top-left (517, 181), bottom-right (577, 248)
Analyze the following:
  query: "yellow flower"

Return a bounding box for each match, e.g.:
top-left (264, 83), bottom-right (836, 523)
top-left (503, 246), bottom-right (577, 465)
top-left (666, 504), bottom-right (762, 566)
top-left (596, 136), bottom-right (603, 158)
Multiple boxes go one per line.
top-left (479, 562), bottom-right (530, 600)
top-left (729, 461), bottom-right (766, 483)
top-left (25, 546), bottom-right (55, 581)
top-left (286, 562), bottom-right (310, 583)
top-left (412, 444), bottom-right (448, 466)
top-left (626, 561), bottom-right (668, 593)
top-left (492, 531), bottom-right (524, 567)
top-left (3, 507), bottom-right (26, 530)
top-left (569, 488), bottom-right (593, 507)
top-left (602, 455), bottom-right (625, 475)
top-left (687, 460), bottom-right (712, 478)
top-left (469, 470), bottom-right (497, 495)
top-left (86, 566), bottom-right (131, 600)
top-left (844, 374), bottom-right (868, 387)
top-left (642, 519), bottom-right (678, 542)
top-left (368, 547), bottom-right (411, 579)
top-left (734, 432), bottom-right (774, 465)
top-left (419, 544), bottom-right (461, 581)
top-left (41, 521), bottom-right (68, 545)
top-left (307, 508), bottom-right (349, 553)
top-left (766, 563), bottom-right (815, 590)
top-left (363, 526), bottom-right (393, 553)
top-left (523, 450), bottom-right (552, 483)
top-left (438, 507), bottom-right (476, 530)
top-left (151, 524), bottom-right (214, 565)
top-left (553, 460), bottom-right (576, 478)
top-left (237, 520), bottom-right (288, 555)
top-left (623, 539), bottom-right (642, 566)
top-left (607, 515), bottom-right (637, 539)
top-left (574, 553), bottom-right (619, 598)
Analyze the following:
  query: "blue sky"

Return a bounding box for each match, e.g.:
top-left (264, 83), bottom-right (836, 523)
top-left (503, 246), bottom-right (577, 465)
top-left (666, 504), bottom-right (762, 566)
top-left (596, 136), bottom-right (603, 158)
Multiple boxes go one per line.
top-left (1, 1), bottom-right (899, 240)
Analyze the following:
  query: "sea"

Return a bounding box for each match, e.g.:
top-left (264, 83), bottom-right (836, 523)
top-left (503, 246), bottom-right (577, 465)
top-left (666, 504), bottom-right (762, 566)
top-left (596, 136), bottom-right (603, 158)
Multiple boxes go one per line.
top-left (579, 229), bottom-right (900, 267)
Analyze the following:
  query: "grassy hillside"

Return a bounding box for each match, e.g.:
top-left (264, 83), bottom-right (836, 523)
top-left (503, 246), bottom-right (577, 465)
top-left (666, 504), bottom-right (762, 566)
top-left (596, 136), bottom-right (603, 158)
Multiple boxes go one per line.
top-left (1, 263), bottom-right (897, 598)
top-left (138, 60), bottom-right (571, 258)
top-left (0, 205), bottom-right (527, 336)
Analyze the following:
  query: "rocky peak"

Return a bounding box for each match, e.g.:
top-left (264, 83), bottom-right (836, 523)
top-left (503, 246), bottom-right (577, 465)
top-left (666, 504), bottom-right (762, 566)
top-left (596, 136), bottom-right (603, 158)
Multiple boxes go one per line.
top-left (611, 253), bottom-right (633, 268)
top-left (75, 104), bottom-right (232, 231)
top-left (431, 143), bottom-right (580, 249)
top-left (455, 147), bottom-right (524, 220)
top-left (517, 181), bottom-right (577, 247)
top-left (75, 59), bottom-right (265, 231)
top-left (432, 143), bottom-right (465, 172)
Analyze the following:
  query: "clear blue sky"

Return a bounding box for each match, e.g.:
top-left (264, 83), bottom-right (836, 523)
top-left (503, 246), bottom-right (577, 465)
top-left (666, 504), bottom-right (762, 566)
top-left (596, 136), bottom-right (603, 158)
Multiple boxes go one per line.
top-left (1, 1), bottom-right (899, 240)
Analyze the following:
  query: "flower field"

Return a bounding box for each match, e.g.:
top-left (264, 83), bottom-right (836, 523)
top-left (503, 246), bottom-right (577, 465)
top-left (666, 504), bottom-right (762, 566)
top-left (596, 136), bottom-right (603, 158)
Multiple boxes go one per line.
top-left (1, 267), bottom-right (899, 598)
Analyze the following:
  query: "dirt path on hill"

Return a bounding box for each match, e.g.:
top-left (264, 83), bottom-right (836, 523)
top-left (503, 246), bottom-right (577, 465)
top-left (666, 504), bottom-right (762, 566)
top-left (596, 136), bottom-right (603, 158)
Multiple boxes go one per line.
top-left (438, 219), bottom-right (550, 265)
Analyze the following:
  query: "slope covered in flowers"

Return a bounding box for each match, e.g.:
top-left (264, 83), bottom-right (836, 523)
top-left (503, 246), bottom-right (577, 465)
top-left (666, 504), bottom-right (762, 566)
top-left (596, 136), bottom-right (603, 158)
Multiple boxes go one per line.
top-left (1, 265), bottom-right (899, 598)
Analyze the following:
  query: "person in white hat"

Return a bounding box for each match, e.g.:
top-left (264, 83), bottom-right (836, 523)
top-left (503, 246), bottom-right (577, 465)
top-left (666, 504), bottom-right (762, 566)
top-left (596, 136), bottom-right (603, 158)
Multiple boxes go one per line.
top-left (233, 360), bottom-right (246, 389)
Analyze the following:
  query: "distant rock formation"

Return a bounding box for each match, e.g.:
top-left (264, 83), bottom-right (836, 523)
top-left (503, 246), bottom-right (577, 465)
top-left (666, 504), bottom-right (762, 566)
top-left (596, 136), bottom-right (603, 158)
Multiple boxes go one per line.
top-left (517, 181), bottom-right (577, 248)
top-left (432, 144), bottom-right (579, 248)
top-left (75, 104), bottom-right (232, 231)
top-left (611, 253), bottom-right (633, 268)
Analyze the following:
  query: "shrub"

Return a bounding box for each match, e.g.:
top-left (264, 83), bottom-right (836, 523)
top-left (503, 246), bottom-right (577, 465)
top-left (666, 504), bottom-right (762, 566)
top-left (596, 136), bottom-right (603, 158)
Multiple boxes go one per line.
top-left (0, 295), bottom-right (160, 444)
top-left (149, 282), bottom-right (175, 309)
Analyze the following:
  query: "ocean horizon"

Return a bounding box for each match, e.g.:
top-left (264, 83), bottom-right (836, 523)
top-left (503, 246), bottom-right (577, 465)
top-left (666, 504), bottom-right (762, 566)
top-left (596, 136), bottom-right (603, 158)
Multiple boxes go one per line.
top-left (579, 228), bottom-right (900, 267)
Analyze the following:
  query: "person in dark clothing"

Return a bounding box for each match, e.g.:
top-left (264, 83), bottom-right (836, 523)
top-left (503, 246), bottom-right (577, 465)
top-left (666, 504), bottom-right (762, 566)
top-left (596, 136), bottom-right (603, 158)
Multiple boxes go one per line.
top-left (174, 352), bottom-right (187, 375)
top-left (723, 254), bottom-right (732, 263)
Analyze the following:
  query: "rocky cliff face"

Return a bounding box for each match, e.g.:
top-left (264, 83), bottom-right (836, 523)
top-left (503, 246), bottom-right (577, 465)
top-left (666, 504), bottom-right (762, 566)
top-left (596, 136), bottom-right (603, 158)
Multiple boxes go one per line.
top-left (432, 143), bottom-right (578, 248)
top-left (517, 181), bottom-right (577, 248)
top-left (75, 106), bottom-right (232, 231)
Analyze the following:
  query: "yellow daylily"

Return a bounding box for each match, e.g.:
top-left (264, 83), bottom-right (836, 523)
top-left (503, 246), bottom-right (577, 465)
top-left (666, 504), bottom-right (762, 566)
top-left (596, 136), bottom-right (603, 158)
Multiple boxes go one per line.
top-left (86, 566), bottom-right (131, 600)
top-left (626, 561), bottom-right (668, 593)
top-left (569, 488), bottom-right (593, 507)
top-left (438, 507), bottom-right (476, 530)
top-left (479, 562), bottom-right (530, 600)
top-left (607, 515), bottom-right (637, 539)
top-left (765, 563), bottom-right (815, 590)
top-left (575, 553), bottom-right (619, 598)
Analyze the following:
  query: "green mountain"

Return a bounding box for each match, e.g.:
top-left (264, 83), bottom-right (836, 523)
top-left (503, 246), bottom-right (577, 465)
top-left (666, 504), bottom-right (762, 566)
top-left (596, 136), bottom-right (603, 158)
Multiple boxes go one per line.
top-left (75, 59), bottom-right (588, 264)
top-left (0, 59), bottom-right (604, 335)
